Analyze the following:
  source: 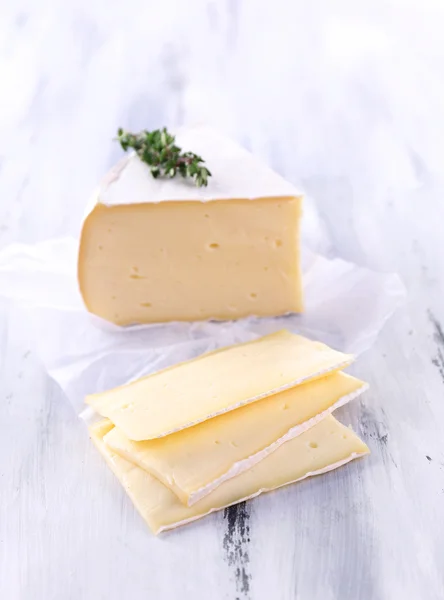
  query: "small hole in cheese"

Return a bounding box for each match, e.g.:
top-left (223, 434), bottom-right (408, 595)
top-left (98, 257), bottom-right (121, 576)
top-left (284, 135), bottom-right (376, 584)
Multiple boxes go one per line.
top-left (209, 242), bottom-right (220, 249)
top-left (214, 440), bottom-right (221, 445)
top-left (204, 213), bottom-right (210, 218)
top-left (250, 292), bottom-right (257, 299)
top-left (230, 441), bottom-right (238, 448)
top-left (274, 239), bottom-right (283, 248)
top-left (342, 434), bottom-right (348, 439)
top-left (111, 296), bottom-right (116, 300)
top-left (98, 245), bottom-right (103, 250)
top-left (282, 404), bottom-right (289, 410)
top-left (140, 302), bottom-right (152, 308)
top-left (263, 266), bottom-right (269, 272)
top-left (309, 442), bottom-right (318, 449)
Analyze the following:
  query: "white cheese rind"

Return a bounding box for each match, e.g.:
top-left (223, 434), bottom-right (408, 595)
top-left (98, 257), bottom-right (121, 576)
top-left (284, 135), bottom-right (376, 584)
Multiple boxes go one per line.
top-left (99, 126), bottom-right (301, 206)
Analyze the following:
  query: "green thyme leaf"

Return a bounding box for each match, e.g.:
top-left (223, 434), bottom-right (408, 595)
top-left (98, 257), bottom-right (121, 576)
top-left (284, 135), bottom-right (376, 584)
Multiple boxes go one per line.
top-left (115, 127), bottom-right (212, 187)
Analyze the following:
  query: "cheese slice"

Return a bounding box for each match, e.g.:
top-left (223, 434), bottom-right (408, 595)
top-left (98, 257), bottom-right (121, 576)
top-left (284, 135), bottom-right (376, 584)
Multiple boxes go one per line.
top-left (86, 330), bottom-right (353, 441)
top-left (90, 416), bottom-right (369, 534)
top-left (78, 126), bottom-right (303, 325)
top-left (104, 371), bottom-right (368, 505)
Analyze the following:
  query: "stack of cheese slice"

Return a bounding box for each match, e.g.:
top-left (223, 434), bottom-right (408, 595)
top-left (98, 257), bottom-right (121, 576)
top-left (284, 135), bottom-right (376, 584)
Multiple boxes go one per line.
top-left (86, 330), bottom-right (369, 534)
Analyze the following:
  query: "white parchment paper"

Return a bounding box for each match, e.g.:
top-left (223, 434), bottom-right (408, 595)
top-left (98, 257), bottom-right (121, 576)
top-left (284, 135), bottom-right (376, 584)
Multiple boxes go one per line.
top-left (0, 234), bottom-right (405, 415)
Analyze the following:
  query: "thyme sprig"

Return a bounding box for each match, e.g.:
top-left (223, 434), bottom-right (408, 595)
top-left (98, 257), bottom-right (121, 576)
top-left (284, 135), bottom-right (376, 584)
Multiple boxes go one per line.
top-left (116, 127), bottom-right (211, 187)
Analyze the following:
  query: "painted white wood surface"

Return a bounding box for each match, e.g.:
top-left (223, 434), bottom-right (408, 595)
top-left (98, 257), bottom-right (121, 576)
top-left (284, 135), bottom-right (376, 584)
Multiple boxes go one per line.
top-left (1, 2), bottom-right (444, 599)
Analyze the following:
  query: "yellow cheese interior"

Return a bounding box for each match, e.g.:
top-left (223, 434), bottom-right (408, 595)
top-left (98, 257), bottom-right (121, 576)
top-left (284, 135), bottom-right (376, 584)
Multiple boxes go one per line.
top-left (78, 197), bottom-right (303, 326)
top-left (90, 416), bottom-right (369, 535)
top-left (86, 330), bottom-right (353, 441)
top-left (104, 371), bottom-right (366, 505)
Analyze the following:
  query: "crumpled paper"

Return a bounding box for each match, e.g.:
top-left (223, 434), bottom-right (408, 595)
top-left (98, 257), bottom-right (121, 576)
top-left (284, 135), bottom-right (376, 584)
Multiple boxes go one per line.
top-left (0, 234), bottom-right (405, 415)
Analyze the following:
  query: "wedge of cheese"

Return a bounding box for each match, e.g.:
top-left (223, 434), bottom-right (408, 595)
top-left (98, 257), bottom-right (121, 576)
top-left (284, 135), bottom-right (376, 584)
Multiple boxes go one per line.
top-left (104, 371), bottom-right (368, 505)
top-left (86, 330), bottom-right (353, 441)
top-left (90, 416), bottom-right (369, 534)
top-left (78, 126), bottom-right (303, 325)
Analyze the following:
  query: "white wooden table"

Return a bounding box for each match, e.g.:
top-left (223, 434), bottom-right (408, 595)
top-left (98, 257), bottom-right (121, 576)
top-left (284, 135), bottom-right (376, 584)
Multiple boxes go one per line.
top-left (1, 2), bottom-right (444, 599)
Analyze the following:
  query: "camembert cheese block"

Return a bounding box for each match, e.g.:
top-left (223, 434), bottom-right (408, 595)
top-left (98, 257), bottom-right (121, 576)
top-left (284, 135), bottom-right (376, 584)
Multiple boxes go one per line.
top-left (90, 416), bottom-right (369, 534)
top-left (85, 330), bottom-right (353, 441)
top-left (78, 126), bottom-right (303, 325)
top-left (104, 371), bottom-right (368, 505)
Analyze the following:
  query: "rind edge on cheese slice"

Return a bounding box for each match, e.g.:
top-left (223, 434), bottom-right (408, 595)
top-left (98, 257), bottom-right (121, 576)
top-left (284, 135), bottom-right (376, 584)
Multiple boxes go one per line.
top-left (186, 380), bottom-right (368, 505)
top-left (103, 373), bottom-right (368, 506)
top-left (90, 416), bottom-right (369, 535)
top-left (163, 454), bottom-right (367, 534)
top-left (85, 330), bottom-right (354, 441)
